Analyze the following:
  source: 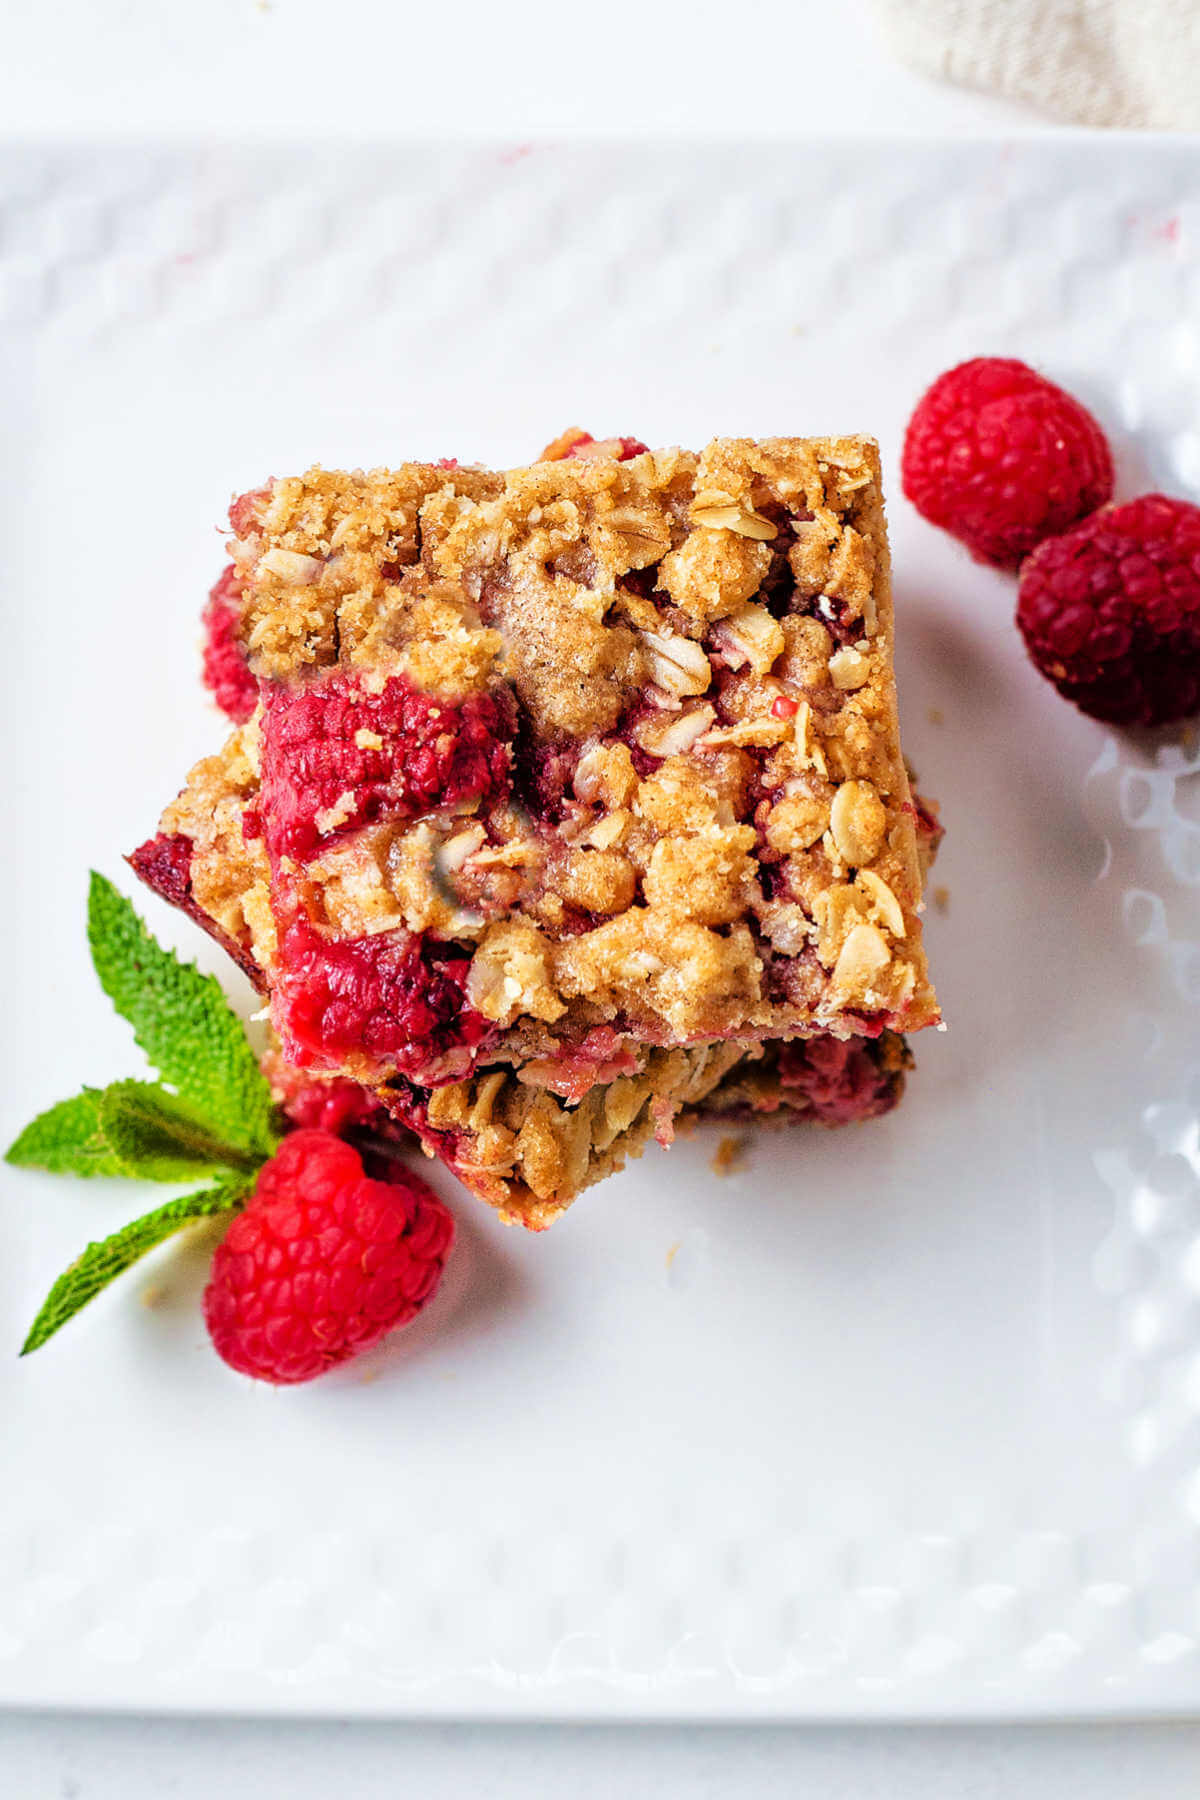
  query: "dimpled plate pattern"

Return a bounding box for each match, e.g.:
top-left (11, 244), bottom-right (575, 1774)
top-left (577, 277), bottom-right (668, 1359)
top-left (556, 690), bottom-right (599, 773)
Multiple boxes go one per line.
top-left (1, 138), bottom-right (1199, 1720)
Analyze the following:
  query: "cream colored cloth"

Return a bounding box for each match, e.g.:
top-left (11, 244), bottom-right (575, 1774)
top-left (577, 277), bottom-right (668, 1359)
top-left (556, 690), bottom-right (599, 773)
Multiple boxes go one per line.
top-left (875, 0), bottom-right (1200, 128)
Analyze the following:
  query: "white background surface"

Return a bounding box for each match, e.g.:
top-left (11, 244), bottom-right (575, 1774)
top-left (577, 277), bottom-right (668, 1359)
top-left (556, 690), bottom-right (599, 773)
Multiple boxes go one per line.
top-left (3, 0), bottom-right (1198, 1792)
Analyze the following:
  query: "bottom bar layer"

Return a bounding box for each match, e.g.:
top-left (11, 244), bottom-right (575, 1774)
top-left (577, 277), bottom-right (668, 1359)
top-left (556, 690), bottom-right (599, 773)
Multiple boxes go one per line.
top-left (263, 1030), bottom-right (911, 1229)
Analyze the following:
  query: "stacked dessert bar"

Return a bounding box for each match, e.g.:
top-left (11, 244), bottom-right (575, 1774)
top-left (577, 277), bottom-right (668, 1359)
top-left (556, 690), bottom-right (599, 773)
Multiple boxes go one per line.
top-left (133, 433), bottom-right (940, 1227)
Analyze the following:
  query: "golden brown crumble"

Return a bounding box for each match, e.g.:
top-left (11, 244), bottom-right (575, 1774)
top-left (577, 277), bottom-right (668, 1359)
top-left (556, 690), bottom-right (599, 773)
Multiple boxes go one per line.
top-left (406, 1038), bottom-right (748, 1229)
top-left (161, 723), bottom-right (276, 967)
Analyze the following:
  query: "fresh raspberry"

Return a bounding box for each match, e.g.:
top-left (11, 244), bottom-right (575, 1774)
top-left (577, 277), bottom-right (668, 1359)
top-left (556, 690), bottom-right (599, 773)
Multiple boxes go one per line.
top-left (259, 669), bottom-right (514, 863)
top-left (1016, 494), bottom-right (1200, 725)
top-left (902, 357), bottom-right (1113, 567)
top-left (201, 566), bottom-right (258, 725)
top-left (203, 1129), bottom-right (454, 1384)
top-left (273, 905), bottom-right (494, 1082)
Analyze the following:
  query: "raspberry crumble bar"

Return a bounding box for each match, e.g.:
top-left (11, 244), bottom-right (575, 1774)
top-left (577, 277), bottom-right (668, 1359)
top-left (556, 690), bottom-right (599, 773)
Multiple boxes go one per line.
top-left (134, 437), bottom-right (940, 1227)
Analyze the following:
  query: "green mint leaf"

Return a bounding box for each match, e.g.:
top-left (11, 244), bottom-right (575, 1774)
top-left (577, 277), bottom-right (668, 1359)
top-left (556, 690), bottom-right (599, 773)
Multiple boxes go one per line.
top-left (6, 1089), bottom-right (125, 1178)
top-left (100, 1081), bottom-right (262, 1182)
top-left (20, 1175), bottom-right (252, 1355)
top-left (87, 871), bottom-right (280, 1159)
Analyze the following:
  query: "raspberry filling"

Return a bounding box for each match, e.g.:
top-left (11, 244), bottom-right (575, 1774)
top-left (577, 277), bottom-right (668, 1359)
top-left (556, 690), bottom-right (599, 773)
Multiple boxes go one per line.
top-left (201, 566), bottom-right (258, 726)
top-left (259, 669), bottom-right (515, 864)
top-left (517, 1026), bottom-right (641, 1102)
top-left (257, 668), bottom-right (514, 1080)
top-left (776, 1035), bottom-right (901, 1124)
top-left (229, 484), bottom-right (273, 537)
top-left (272, 905), bottom-right (494, 1083)
top-left (261, 1043), bottom-right (402, 1138)
top-left (375, 1081), bottom-right (472, 1173)
top-left (128, 829), bottom-right (196, 912)
top-left (508, 711), bottom-right (583, 825)
top-left (278, 1071), bottom-right (390, 1134)
top-left (127, 831), bottom-right (264, 988)
top-left (561, 432), bottom-right (650, 462)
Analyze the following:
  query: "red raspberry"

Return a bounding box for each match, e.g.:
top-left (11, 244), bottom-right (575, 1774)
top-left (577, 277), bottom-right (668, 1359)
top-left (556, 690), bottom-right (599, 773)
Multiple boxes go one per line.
top-left (261, 1043), bottom-right (405, 1138)
top-left (203, 1129), bottom-right (454, 1384)
top-left (127, 828), bottom-right (195, 912)
top-left (273, 905), bottom-right (494, 1082)
top-left (259, 669), bottom-right (514, 863)
top-left (229, 484), bottom-right (273, 537)
top-left (565, 434), bottom-right (649, 462)
top-left (201, 566), bottom-right (258, 725)
top-left (1016, 494), bottom-right (1200, 725)
top-left (127, 830), bottom-right (265, 988)
top-left (902, 357), bottom-right (1113, 567)
top-left (540, 429), bottom-right (650, 463)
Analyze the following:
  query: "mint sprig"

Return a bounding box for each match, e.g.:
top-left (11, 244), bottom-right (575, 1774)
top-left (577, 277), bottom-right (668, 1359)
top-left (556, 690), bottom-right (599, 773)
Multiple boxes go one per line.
top-left (100, 1081), bottom-right (262, 1183)
top-left (20, 1176), bottom-right (254, 1355)
top-left (7, 1089), bottom-right (126, 1179)
top-left (87, 873), bottom-right (278, 1158)
top-left (7, 872), bottom-right (285, 1354)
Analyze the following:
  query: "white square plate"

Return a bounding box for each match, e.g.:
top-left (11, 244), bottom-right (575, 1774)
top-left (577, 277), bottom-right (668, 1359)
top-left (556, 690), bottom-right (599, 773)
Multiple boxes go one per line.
top-left (2, 137), bottom-right (1199, 1720)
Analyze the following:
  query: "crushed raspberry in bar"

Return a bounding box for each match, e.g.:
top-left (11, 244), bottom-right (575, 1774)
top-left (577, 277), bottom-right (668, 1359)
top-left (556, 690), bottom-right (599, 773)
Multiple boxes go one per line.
top-left (567, 434), bottom-right (650, 462)
top-left (776, 1035), bottom-right (900, 1124)
top-left (128, 828), bottom-right (196, 912)
top-left (273, 905), bottom-right (494, 1083)
top-left (540, 429), bottom-right (650, 463)
top-left (259, 670), bottom-right (515, 863)
top-left (229, 484), bottom-right (273, 537)
top-left (127, 830), bottom-right (264, 988)
top-left (261, 1042), bottom-right (403, 1137)
top-left (911, 792), bottom-right (945, 860)
top-left (516, 1026), bottom-right (641, 1103)
top-left (201, 566), bottom-right (258, 725)
top-left (696, 1032), bottom-right (910, 1128)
